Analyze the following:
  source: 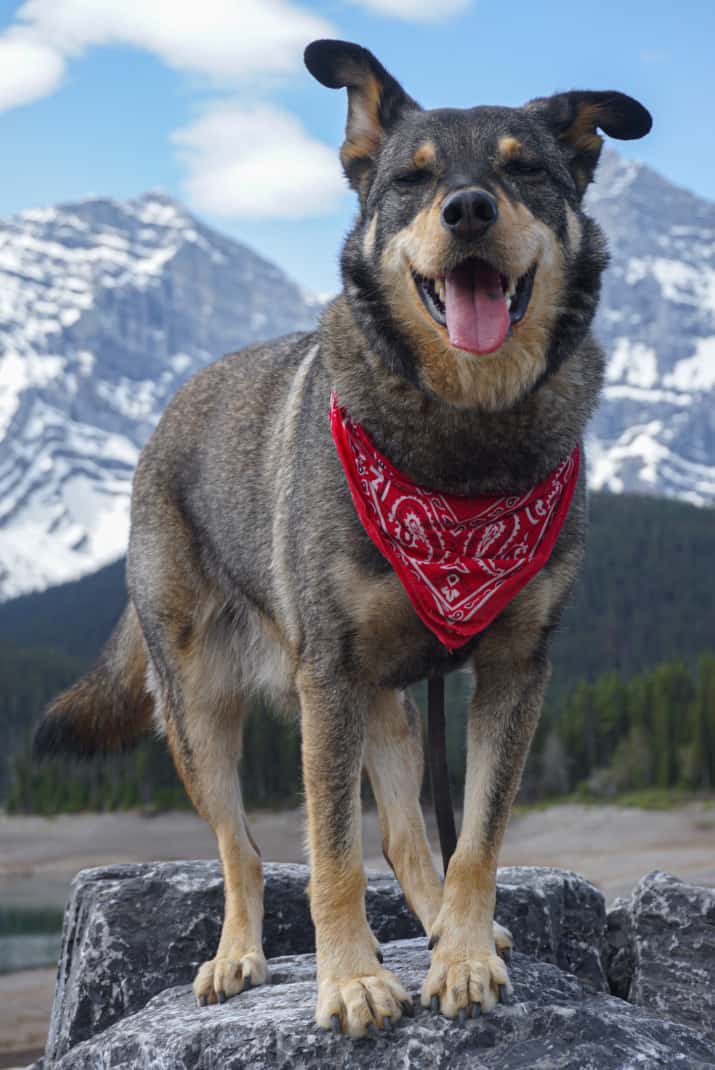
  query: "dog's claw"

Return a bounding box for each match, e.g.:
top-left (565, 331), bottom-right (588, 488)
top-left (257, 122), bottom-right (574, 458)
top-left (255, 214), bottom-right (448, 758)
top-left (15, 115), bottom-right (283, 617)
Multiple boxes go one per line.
top-left (470, 1002), bottom-right (481, 1019)
top-left (198, 995), bottom-right (207, 1008)
top-left (367, 1023), bottom-right (379, 1038)
top-left (331, 1014), bottom-right (342, 1035)
top-left (428, 934), bottom-right (438, 950)
top-left (217, 990), bottom-right (226, 1004)
top-left (376, 949), bottom-right (384, 964)
top-left (384, 1015), bottom-right (392, 1030)
top-left (457, 1007), bottom-right (466, 1025)
top-left (430, 995), bottom-right (440, 1013)
top-left (243, 973), bottom-right (252, 991)
top-left (498, 984), bottom-right (511, 1005)
top-left (500, 948), bottom-right (512, 964)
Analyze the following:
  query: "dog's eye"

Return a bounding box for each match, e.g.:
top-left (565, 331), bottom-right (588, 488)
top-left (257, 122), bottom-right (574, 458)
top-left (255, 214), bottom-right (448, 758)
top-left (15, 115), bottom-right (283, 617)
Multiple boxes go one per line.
top-left (393, 169), bottom-right (431, 188)
top-left (505, 160), bottom-right (547, 178)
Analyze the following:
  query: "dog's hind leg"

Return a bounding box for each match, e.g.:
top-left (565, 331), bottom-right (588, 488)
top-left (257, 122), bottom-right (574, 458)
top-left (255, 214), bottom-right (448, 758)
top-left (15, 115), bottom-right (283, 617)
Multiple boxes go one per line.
top-left (143, 602), bottom-right (267, 1008)
top-left (298, 669), bottom-right (411, 1037)
top-left (160, 673), bottom-right (267, 1006)
top-left (365, 690), bottom-right (512, 956)
top-left (365, 690), bottom-right (443, 934)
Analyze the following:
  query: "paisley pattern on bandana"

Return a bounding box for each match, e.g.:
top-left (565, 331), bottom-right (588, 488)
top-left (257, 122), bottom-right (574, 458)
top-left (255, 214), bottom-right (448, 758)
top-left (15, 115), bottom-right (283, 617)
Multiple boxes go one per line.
top-left (330, 393), bottom-right (580, 651)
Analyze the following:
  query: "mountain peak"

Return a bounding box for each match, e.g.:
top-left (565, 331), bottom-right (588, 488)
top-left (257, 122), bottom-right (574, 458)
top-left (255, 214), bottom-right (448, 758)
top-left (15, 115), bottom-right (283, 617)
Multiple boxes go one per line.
top-left (587, 149), bottom-right (645, 203)
top-left (0, 192), bottom-right (320, 600)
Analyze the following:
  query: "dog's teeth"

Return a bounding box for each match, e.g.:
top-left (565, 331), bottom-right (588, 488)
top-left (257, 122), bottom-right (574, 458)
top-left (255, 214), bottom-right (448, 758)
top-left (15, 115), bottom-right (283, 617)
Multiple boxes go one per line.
top-left (434, 278), bottom-right (445, 304)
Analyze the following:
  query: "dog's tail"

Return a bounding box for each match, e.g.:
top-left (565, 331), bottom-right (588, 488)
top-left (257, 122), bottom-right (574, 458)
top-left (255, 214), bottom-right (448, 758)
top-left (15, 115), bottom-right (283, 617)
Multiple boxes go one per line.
top-left (33, 603), bottom-right (154, 759)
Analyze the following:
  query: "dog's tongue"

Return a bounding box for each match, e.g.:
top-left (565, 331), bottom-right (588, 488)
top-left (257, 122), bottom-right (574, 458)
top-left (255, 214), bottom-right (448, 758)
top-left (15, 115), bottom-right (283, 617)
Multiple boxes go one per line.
top-left (444, 260), bottom-right (510, 355)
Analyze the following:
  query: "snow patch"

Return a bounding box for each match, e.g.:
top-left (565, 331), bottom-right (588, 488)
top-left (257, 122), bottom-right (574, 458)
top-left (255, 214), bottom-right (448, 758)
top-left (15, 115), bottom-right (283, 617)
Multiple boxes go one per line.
top-left (664, 337), bottom-right (715, 392)
top-left (606, 337), bottom-right (659, 389)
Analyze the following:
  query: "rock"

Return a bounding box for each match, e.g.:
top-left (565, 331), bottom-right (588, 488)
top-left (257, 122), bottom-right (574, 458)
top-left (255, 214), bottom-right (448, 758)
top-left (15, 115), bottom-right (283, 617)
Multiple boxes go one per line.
top-left (45, 862), bottom-right (607, 1064)
top-left (52, 938), bottom-right (715, 1070)
top-left (496, 866), bottom-right (606, 990)
top-left (604, 895), bottom-right (634, 1000)
top-left (621, 871), bottom-right (715, 1039)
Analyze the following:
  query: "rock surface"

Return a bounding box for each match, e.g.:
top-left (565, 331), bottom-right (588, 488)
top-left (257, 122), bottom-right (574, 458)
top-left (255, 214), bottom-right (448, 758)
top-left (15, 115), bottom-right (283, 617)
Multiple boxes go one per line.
top-left (52, 939), bottom-right (715, 1070)
top-left (44, 861), bottom-right (606, 1064)
top-left (607, 870), bottom-right (715, 1039)
top-left (39, 862), bottom-right (715, 1069)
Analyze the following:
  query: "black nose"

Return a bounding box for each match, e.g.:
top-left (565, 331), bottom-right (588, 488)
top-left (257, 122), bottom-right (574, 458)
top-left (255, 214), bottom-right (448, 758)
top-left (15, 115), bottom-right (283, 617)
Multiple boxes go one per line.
top-left (441, 188), bottom-right (498, 237)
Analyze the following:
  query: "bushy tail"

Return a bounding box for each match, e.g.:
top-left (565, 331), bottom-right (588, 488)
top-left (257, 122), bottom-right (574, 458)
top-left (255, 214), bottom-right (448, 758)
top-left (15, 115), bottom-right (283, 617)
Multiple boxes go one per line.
top-left (33, 603), bottom-right (153, 759)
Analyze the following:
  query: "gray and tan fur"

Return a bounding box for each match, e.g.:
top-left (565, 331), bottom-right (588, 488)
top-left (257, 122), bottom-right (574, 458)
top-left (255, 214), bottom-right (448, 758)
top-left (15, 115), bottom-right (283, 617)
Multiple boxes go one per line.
top-left (34, 40), bottom-right (651, 1036)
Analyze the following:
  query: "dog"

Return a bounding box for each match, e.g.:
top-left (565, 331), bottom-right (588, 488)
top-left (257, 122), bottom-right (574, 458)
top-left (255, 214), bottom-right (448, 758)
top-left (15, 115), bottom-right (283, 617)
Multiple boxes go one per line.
top-left (34, 39), bottom-right (651, 1037)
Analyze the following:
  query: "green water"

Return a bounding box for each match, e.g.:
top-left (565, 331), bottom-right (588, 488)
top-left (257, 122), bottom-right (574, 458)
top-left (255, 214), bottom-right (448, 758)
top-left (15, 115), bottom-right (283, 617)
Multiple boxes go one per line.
top-left (0, 908), bottom-right (63, 973)
top-left (0, 932), bottom-right (61, 973)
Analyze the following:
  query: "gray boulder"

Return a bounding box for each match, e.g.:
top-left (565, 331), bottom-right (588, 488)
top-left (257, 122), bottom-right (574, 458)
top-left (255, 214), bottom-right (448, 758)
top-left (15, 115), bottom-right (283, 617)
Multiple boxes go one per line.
top-left (45, 861), bottom-right (606, 1064)
top-left (606, 871), bottom-right (715, 1039)
top-left (52, 939), bottom-right (715, 1070)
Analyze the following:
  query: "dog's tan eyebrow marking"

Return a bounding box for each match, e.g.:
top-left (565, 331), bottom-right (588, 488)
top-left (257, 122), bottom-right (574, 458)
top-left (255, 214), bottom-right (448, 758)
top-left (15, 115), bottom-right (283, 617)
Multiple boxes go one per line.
top-left (498, 136), bottom-right (523, 162)
top-left (412, 141), bottom-right (436, 168)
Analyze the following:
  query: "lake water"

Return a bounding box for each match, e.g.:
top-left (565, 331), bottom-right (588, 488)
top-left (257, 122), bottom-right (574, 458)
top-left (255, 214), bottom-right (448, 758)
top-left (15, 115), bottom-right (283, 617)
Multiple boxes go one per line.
top-left (0, 932), bottom-right (61, 974)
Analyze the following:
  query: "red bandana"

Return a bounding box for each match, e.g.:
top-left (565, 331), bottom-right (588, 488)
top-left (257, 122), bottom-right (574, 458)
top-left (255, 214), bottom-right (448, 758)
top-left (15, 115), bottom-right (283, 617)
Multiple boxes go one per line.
top-left (330, 394), bottom-right (580, 651)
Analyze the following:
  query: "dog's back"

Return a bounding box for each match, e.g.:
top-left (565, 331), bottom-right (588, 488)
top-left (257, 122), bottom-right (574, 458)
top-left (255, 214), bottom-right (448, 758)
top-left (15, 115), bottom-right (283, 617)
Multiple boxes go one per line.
top-left (34, 330), bottom-right (317, 757)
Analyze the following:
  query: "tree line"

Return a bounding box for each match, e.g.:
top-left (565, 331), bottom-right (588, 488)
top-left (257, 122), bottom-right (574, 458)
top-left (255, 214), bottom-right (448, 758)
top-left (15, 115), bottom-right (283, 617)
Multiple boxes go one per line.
top-left (6, 654), bottom-right (714, 814)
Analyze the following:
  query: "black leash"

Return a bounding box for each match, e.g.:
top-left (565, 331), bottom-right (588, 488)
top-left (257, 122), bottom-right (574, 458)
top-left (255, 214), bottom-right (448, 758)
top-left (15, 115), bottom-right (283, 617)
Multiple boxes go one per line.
top-left (427, 674), bottom-right (457, 875)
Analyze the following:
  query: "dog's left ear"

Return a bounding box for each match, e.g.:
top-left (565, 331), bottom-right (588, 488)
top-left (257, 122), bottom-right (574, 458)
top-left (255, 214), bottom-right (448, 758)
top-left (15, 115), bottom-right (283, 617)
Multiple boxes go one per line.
top-left (527, 90), bottom-right (652, 196)
top-left (305, 39), bottom-right (419, 198)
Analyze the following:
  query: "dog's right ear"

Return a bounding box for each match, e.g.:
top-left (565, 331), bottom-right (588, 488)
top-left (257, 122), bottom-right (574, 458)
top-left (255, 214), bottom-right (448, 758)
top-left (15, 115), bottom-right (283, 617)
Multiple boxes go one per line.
top-left (305, 40), bottom-right (419, 197)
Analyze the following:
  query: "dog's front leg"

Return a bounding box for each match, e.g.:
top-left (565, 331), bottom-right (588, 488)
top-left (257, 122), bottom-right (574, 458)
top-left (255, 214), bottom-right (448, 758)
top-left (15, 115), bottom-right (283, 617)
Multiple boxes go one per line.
top-left (421, 624), bottom-right (550, 1019)
top-left (298, 668), bottom-right (411, 1036)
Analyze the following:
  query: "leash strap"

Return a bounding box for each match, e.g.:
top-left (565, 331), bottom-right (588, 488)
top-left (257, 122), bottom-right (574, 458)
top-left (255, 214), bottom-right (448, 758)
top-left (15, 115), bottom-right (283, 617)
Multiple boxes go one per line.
top-left (427, 674), bottom-right (457, 875)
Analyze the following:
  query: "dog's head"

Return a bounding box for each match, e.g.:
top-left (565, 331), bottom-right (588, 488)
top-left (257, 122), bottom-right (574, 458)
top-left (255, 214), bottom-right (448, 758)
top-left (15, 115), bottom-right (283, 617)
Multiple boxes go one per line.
top-left (305, 40), bottom-right (651, 411)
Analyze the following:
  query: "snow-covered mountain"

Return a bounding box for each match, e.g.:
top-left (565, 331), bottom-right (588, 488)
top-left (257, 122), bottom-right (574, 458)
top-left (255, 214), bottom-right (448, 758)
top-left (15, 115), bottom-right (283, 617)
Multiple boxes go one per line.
top-left (0, 156), bottom-right (713, 602)
top-left (586, 151), bottom-right (715, 505)
top-left (0, 193), bottom-right (319, 600)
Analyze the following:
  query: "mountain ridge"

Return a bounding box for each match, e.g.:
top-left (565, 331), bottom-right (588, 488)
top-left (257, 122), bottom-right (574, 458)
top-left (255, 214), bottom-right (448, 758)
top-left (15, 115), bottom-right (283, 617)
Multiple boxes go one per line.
top-left (0, 191), bottom-right (319, 599)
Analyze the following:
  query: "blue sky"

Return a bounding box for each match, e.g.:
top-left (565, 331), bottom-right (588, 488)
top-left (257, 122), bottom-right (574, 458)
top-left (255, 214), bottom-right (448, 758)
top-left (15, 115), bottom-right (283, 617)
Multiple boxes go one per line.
top-left (0, 0), bottom-right (712, 292)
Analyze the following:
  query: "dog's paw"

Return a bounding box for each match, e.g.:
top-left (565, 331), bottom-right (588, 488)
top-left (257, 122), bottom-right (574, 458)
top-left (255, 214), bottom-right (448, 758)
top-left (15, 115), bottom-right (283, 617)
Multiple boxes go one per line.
top-left (421, 942), bottom-right (511, 1020)
top-left (193, 948), bottom-right (268, 1007)
top-left (316, 967), bottom-right (413, 1037)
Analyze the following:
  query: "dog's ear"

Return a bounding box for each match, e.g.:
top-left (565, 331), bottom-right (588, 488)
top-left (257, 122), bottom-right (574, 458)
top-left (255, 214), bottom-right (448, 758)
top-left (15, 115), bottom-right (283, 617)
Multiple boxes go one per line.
top-left (305, 39), bottom-right (419, 196)
top-left (527, 90), bottom-right (652, 196)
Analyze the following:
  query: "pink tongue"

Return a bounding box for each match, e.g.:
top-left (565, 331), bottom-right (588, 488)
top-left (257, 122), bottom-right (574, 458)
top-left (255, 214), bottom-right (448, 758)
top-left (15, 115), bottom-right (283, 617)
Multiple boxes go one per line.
top-left (444, 260), bottom-right (510, 355)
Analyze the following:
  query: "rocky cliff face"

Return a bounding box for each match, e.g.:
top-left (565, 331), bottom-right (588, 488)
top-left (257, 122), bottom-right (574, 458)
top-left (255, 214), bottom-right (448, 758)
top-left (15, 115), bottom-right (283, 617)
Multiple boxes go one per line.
top-left (30, 863), bottom-right (715, 1069)
top-left (586, 151), bottom-right (715, 505)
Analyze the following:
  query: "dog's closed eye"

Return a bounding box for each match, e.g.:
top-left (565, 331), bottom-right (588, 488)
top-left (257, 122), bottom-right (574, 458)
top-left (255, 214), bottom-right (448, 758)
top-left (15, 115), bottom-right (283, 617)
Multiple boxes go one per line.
top-left (504, 159), bottom-right (547, 179)
top-left (394, 169), bottom-right (433, 188)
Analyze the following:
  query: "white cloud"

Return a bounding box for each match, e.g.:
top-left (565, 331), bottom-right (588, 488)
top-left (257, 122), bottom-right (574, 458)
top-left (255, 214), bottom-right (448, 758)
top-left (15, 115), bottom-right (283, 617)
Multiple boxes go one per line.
top-left (349, 0), bottom-right (472, 19)
top-left (172, 102), bottom-right (346, 220)
top-left (0, 0), bottom-right (352, 221)
top-left (0, 28), bottom-right (65, 110)
top-left (2, 0), bottom-right (333, 103)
